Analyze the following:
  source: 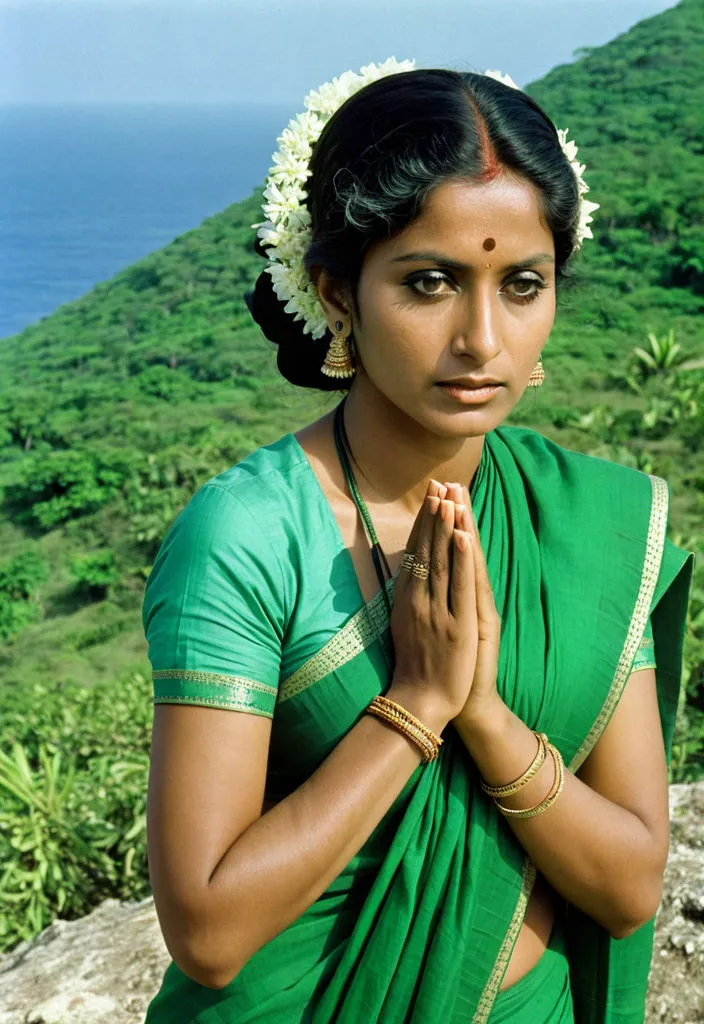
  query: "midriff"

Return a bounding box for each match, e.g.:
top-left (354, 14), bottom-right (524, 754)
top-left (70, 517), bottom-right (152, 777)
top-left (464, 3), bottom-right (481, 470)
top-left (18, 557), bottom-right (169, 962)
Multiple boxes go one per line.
top-left (500, 873), bottom-right (556, 989)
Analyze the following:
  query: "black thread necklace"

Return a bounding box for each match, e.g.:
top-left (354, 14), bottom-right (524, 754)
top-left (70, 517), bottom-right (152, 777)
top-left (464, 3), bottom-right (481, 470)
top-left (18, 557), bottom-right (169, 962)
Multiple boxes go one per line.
top-left (333, 398), bottom-right (394, 624)
top-left (332, 399), bottom-right (488, 638)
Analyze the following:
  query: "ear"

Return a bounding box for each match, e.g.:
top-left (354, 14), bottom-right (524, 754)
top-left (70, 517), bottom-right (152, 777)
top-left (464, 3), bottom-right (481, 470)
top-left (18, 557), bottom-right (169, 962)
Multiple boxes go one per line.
top-left (311, 267), bottom-right (353, 329)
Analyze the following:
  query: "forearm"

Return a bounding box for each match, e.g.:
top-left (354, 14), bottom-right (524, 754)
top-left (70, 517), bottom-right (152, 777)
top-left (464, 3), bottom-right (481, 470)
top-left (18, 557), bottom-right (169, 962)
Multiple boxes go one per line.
top-left (194, 683), bottom-right (449, 988)
top-left (454, 701), bottom-right (666, 937)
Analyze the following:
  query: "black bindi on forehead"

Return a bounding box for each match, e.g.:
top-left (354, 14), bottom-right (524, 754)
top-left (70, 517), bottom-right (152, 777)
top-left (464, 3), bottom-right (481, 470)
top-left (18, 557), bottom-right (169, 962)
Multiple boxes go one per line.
top-left (483, 237), bottom-right (496, 251)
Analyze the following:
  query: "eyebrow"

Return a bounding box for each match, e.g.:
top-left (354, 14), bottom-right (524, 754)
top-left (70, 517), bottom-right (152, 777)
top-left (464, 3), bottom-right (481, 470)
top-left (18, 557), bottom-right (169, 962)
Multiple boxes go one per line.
top-left (390, 250), bottom-right (555, 272)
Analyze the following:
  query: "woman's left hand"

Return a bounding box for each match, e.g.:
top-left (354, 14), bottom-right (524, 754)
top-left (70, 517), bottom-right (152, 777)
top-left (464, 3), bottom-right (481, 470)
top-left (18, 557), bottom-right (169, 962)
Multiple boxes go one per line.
top-left (443, 482), bottom-right (504, 729)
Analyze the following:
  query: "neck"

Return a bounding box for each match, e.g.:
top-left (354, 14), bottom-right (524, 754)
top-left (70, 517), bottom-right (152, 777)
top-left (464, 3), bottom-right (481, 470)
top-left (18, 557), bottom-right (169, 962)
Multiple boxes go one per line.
top-left (341, 380), bottom-right (486, 516)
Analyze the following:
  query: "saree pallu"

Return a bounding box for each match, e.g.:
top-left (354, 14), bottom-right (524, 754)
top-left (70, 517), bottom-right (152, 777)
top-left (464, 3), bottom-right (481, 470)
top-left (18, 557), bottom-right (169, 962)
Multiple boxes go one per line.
top-left (143, 422), bottom-right (694, 1023)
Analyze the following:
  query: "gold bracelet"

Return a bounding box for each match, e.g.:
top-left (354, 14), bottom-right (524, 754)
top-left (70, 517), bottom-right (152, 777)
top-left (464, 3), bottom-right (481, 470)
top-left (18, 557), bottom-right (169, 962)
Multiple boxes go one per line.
top-left (372, 695), bottom-right (442, 744)
top-left (367, 703), bottom-right (437, 763)
top-left (366, 700), bottom-right (440, 763)
top-left (479, 732), bottom-right (548, 798)
top-left (495, 743), bottom-right (565, 819)
top-left (366, 695), bottom-right (443, 764)
top-left (375, 713), bottom-right (437, 762)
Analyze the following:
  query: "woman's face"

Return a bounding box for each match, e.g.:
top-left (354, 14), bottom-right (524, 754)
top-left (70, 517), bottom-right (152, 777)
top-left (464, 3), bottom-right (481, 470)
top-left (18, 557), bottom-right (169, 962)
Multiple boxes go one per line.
top-left (349, 174), bottom-right (557, 437)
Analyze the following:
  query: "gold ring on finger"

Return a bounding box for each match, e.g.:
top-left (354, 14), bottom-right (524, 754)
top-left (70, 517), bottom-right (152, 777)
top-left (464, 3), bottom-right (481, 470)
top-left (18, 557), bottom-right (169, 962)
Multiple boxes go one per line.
top-left (410, 560), bottom-right (430, 581)
top-left (401, 552), bottom-right (417, 573)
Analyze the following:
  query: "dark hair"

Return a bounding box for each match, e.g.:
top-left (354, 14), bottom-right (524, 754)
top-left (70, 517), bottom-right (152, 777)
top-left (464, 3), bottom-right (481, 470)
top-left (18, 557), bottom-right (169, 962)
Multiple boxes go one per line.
top-left (246, 68), bottom-right (581, 391)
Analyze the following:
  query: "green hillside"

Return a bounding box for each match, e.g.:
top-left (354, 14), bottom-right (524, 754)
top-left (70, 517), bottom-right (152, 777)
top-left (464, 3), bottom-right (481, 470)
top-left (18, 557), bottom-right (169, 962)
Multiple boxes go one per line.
top-left (0, 0), bottom-right (702, 952)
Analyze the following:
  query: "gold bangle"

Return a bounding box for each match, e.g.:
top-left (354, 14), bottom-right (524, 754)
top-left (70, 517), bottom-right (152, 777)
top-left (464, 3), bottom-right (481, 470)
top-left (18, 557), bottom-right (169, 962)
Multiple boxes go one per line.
top-left (366, 701), bottom-right (440, 763)
top-left (367, 704), bottom-right (438, 763)
top-left (480, 732), bottom-right (548, 798)
top-left (367, 695), bottom-right (443, 764)
top-left (495, 743), bottom-right (565, 819)
top-left (372, 695), bottom-right (442, 744)
top-left (367, 702), bottom-right (435, 749)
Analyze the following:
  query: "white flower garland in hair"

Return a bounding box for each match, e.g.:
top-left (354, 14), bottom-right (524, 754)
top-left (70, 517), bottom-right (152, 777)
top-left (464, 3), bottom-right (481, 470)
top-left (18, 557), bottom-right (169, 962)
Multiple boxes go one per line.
top-left (252, 59), bottom-right (599, 340)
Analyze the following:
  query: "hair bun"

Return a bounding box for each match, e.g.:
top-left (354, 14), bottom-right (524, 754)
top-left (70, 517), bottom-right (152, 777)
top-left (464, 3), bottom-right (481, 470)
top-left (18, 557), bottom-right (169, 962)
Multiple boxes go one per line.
top-left (245, 268), bottom-right (342, 391)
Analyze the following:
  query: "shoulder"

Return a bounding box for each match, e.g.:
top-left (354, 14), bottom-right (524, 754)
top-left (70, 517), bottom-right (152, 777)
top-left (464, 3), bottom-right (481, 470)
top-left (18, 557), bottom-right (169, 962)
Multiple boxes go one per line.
top-left (492, 424), bottom-right (667, 509)
top-left (144, 434), bottom-right (308, 625)
top-left (202, 431), bottom-right (311, 511)
top-left (168, 432), bottom-right (310, 547)
top-left (208, 431), bottom-right (308, 492)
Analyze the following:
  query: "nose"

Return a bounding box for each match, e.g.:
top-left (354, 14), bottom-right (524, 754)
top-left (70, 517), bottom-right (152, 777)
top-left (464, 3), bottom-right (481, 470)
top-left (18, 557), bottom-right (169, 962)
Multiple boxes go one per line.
top-left (449, 282), bottom-right (503, 363)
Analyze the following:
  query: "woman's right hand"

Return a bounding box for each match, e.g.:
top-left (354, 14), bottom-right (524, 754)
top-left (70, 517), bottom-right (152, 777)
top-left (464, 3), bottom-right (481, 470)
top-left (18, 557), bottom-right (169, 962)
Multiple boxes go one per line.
top-left (388, 480), bottom-right (478, 726)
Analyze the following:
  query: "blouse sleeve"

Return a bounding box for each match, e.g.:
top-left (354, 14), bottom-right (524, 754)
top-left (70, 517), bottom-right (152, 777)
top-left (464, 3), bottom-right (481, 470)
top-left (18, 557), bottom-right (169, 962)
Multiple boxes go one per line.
top-left (142, 482), bottom-right (286, 719)
top-left (630, 614), bottom-right (657, 674)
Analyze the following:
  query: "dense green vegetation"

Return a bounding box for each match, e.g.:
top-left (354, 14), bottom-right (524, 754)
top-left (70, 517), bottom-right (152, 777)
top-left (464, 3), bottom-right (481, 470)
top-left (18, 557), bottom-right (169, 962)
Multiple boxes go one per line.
top-left (0, 0), bottom-right (702, 954)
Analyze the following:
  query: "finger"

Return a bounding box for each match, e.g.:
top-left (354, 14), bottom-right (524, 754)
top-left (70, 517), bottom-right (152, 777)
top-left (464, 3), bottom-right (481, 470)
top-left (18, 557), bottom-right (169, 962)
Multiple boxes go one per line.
top-left (470, 526), bottom-right (500, 632)
top-left (404, 481), bottom-right (441, 558)
top-left (443, 482), bottom-right (462, 513)
top-left (429, 498), bottom-right (455, 602)
top-left (444, 482), bottom-right (473, 535)
top-left (446, 480), bottom-right (491, 618)
top-left (441, 484), bottom-right (463, 527)
top-left (450, 528), bottom-right (476, 621)
top-left (397, 488), bottom-right (439, 609)
top-left (470, 538), bottom-right (501, 685)
top-left (407, 494), bottom-right (441, 591)
top-left (455, 484), bottom-right (479, 543)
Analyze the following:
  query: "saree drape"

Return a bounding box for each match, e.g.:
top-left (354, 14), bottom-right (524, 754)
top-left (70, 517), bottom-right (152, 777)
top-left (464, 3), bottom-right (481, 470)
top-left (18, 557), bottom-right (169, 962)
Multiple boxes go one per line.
top-left (143, 420), bottom-right (694, 1023)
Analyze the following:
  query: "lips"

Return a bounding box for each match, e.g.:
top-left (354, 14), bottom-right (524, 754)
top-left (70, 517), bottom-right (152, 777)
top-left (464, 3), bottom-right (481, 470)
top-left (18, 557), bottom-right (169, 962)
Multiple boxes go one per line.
top-left (436, 380), bottom-right (504, 389)
top-left (436, 381), bottom-right (503, 405)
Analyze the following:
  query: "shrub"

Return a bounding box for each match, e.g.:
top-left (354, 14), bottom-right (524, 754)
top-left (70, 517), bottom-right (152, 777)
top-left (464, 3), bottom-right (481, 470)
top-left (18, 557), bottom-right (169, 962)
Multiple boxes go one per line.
top-left (5, 450), bottom-right (135, 530)
top-left (0, 550), bottom-right (48, 641)
top-left (0, 671), bottom-right (152, 952)
top-left (70, 550), bottom-right (121, 600)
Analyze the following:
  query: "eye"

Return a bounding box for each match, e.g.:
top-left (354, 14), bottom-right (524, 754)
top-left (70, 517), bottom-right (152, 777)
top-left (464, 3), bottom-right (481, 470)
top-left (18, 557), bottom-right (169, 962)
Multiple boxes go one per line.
top-left (501, 273), bottom-right (548, 305)
top-left (404, 271), bottom-right (455, 299)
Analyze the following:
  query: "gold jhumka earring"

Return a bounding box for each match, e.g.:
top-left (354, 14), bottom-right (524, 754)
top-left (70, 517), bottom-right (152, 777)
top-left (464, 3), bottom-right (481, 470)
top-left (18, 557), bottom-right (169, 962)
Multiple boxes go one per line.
top-left (527, 356), bottom-right (545, 387)
top-left (321, 319), bottom-right (356, 378)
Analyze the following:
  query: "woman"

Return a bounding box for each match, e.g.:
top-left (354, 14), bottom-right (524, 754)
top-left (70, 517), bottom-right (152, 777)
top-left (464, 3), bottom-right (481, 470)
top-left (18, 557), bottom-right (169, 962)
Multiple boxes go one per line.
top-left (142, 62), bottom-right (694, 1023)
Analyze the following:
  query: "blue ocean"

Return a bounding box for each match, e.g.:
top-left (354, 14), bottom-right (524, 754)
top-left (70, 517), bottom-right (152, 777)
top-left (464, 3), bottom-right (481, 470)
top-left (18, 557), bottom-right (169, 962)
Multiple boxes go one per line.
top-left (0, 103), bottom-right (293, 340)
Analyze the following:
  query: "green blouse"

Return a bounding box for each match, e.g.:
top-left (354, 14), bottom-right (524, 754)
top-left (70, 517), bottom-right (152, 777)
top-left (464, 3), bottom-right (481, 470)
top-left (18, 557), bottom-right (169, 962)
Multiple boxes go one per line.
top-left (144, 432), bottom-right (384, 722)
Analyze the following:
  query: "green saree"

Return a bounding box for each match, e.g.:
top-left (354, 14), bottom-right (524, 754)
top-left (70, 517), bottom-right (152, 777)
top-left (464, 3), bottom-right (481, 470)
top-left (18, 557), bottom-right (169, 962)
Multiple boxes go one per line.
top-left (142, 416), bottom-right (693, 1024)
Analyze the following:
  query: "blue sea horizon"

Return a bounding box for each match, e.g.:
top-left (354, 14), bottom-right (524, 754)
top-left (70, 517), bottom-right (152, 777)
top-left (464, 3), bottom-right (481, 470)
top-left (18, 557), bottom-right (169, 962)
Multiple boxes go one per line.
top-left (0, 102), bottom-right (294, 340)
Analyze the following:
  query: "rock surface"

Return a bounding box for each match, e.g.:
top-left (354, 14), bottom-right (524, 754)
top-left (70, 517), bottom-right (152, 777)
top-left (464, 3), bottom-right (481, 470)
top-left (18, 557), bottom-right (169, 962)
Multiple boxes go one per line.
top-left (1, 783), bottom-right (702, 1023)
top-left (0, 897), bottom-right (170, 1024)
top-left (646, 783), bottom-right (704, 1024)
